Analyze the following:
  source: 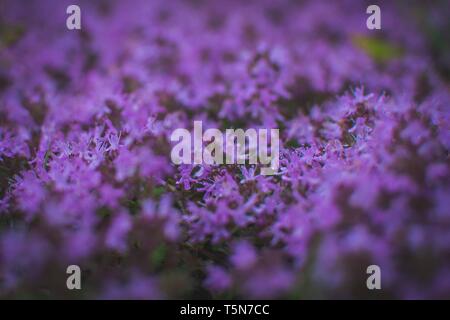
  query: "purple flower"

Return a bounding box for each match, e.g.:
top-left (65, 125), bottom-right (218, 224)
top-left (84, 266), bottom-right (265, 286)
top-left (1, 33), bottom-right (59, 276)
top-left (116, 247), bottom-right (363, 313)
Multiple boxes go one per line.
top-left (0, 0), bottom-right (448, 299)
top-left (204, 265), bottom-right (232, 293)
top-left (230, 241), bottom-right (257, 270)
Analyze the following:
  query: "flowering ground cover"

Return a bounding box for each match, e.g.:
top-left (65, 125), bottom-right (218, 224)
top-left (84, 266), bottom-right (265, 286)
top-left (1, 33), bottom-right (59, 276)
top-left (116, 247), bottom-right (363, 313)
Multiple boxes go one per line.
top-left (0, 0), bottom-right (449, 299)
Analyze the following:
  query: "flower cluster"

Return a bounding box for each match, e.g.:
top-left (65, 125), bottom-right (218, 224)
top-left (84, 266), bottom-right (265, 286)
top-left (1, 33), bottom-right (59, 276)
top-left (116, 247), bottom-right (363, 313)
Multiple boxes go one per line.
top-left (0, 0), bottom-right (449, 298)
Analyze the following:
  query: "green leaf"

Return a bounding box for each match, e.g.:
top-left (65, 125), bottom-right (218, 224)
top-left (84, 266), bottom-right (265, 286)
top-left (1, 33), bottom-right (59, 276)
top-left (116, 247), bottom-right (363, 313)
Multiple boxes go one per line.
top-left (353, 35), bottom-right (403, 63)
top-left (0, 24), bottom-right (25, 47)
top-left (151, 244), bottom-right (167, 268)
top-left (151, 186), bottom-right (165, 198)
